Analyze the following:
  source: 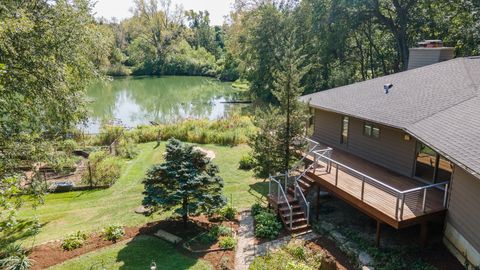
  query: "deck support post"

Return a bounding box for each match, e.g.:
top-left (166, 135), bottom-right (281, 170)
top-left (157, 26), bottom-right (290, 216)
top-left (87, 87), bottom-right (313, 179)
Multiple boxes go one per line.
top-left (375, 221), bottom-right (382, 247)
top-left (316, 185), bottom-right (321, 221)
top-left (420, 222), bottom-right (428, 248)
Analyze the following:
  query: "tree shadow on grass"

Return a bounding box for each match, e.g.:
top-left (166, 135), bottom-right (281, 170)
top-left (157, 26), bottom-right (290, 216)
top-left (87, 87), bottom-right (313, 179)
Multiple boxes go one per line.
top-left (248, 181), bottom-right (269, 204)
top-left (116, 235), bottom-right (208, 270)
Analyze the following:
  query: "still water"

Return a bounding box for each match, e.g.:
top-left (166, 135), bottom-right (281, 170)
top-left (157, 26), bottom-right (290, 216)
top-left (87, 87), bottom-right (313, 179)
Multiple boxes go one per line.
top-left (83, 76), bottom-right (243, 133)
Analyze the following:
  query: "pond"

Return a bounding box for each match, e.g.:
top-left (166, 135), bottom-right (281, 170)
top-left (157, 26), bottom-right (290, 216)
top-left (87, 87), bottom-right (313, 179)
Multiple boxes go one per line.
top-left (83, 76), bottom-right (246, 133)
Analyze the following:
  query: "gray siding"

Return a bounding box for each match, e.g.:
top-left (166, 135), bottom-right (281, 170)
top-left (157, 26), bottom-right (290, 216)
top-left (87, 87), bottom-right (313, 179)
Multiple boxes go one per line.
top-left (313, 109), bottom-right (417, 177)
top-left (447, 167), bottom-right (480, 252)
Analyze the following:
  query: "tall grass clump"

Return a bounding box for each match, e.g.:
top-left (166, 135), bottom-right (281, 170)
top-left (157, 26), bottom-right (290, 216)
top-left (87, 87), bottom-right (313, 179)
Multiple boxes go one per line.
top-left (126, 115), bottom-right (255, 146)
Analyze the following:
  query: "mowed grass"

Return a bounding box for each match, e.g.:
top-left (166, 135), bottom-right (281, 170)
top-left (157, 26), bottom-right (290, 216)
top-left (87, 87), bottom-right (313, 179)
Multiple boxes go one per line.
top-left (19, 142), bottom-right (267, 244)
top-left (50, 235), bottom-right (212, 270)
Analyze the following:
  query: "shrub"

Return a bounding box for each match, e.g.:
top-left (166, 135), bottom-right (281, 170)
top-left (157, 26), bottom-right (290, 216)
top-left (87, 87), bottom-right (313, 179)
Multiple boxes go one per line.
top-left (48, 153), bottom-right (77, 174)
top-left (239, 154), bottom-right (255, 170)
top-left (219, 205), bottom-right (237, 220)
top-left (198, 225), bottom-right (232, 244)
top-left (82, 151), bottom-right (122, 186)
top-left (0, 244), bottom-right (32, 270)
top-left (251, 203), bottom-right (267, 217)
top-left (59, 139), bottom-right (77, 155)
top-left (102, 225), bottom-right (124, 242)
top-left (117, 137), bottom-right (138, 159)
top-left (62, 231), bottom-right (87, 251)
top-left (97, 125), bottom-right (124, 146)
top-left (216, 225), bottom-right (233, 237)
top-left (218, 236), bottom-right (237, 249)
top-left (254, 211), bottom-right (282, 240)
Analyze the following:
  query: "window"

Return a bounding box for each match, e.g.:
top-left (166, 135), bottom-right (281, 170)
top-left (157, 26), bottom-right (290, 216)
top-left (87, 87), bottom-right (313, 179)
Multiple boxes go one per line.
top-left (340, 116), bottom-right (349, 144)
top-left (414, 142), bottom-right (453, 183)
top-left (363, 123), bottom-right (380, 139)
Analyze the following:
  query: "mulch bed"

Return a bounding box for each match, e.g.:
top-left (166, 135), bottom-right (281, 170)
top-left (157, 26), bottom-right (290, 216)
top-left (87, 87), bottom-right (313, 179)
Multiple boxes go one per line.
top-left (306, 237), bottom-right (356, 270)
top-left (29, 215), bottom-right (239, 270)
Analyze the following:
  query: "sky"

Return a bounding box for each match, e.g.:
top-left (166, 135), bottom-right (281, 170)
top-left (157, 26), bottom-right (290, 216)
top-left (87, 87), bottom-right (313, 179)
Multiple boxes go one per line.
top-left (93, 0), bottom-right (235, 25)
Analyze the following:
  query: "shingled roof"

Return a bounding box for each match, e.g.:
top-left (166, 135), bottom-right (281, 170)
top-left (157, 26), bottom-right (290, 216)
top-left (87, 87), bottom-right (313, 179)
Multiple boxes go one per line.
top-left (301, 57), bottom-right (480, 177)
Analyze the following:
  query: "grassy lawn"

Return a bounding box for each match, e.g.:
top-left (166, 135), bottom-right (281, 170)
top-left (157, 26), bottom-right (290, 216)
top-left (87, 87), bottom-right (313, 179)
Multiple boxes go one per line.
top-left (50, 235), bottom-right (212, 270)
top-left (19, 142), bottom-right (267, 244)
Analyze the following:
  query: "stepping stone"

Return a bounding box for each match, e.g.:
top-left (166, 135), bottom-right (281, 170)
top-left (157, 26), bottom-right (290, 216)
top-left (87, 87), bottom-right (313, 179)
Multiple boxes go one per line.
top-left (134, 206), bottom-right (150, 214)
top-left (154, 229), bottom-right (182, 244)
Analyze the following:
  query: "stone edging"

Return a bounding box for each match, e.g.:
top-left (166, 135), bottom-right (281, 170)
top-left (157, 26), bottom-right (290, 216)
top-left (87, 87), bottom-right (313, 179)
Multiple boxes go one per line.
top-left (315, 221), bottom-right (375, 270)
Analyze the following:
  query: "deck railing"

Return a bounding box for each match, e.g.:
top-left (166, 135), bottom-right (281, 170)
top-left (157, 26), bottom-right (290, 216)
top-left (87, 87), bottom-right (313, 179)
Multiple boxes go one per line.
top-left (313, 148), bottom-right (449, 221)
top-left (268, 175), bottom-right (293, 229)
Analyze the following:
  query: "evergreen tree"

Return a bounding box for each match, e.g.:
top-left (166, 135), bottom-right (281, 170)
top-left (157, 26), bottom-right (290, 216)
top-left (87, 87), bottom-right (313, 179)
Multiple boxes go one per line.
top-left (142, 139), bottom-right (226, 225)
top-left (250, 34), bottom-right (309, 177)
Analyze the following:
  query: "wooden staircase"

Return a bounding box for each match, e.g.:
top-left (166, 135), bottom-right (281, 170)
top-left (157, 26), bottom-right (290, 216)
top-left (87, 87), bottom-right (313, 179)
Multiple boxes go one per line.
top-left (270, 174), bottom-right (317, 234)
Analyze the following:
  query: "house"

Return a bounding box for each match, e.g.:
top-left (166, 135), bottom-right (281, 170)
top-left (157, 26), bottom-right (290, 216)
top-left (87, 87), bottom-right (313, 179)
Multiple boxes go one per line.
top-left (267, 41), bottom-right (480, 268)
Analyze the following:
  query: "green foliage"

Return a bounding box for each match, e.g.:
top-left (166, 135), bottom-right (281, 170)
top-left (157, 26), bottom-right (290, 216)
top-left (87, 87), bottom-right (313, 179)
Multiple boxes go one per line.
top-left (239, 154), bottom-right (255, 170)
top-left (0, 244), bottom-right (32, 270)
top-left (102, 225), bottom-right (125, 242)
top-left (251, 203), bottom-right (267, 217)
top-left (219, 205), bottom-right (237, 221)
top-left (125, 115), bottom-right (255, 146)
top-left (59, 140), bottom-right (78, 155)
top-left (62, 231), bottom-right (88, 251)
top-left (117, 137), bottom-right (138, 159)
top-left (254, 210), bottom-right (282, 240)
top-left (142, 138), bottom-right (226, 224)
top-left (249, 240), bottom-right (325, 270)
top-left (82, 151), bottom-right (123, 186)
top-left (198, 225), bottom-right (232, 244)
top-left (96, 125), bottom-right (124, 146)
top-left (218, 236), bottom-right (237, 249)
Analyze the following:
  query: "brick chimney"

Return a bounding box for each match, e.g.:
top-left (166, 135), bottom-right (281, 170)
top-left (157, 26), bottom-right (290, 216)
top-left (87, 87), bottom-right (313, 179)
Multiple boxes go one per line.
top-left (408, 40), bottom-right (454, 70)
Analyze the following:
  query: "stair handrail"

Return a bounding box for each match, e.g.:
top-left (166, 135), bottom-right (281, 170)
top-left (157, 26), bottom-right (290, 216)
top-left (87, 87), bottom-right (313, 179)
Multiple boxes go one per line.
top-left (293, 173), bottom-right (311, 224)
top-left (288, 137), bottom-right (321, 177)
top-left (269, 175), bottom-right (293, 229)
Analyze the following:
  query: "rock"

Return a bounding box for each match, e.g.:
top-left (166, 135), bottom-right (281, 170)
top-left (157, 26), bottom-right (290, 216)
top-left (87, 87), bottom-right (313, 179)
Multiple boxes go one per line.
top-left (153, 229), bottom-right (182, 244)
top-left (134, 206), bottom-right (149, 214)
top-left (358, 251), bottom-right (373, 266)
top-left (362, 266), bottom-right (375, 270)
top-left (330, 230), bottom-right (346, 244)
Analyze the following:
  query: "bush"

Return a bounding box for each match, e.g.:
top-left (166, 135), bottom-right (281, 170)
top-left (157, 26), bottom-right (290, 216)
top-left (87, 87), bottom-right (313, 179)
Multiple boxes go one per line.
top-left (254, 211), bottom-right (282, 240)
top-left (59, 139), bottom-right (77, 155)
top-left (117, 137), bottom-right (138, 159)
top-left (218, 236), bottom-right (237, 249)
top-left (82, 151), bottom-right (122, 186)
top-left (62, 231), bottom-right (87, 251)
top-left (102, 225), bottom-right (125, 242)
top-left (198, 225), bottom-right (232, 244)
top-left (251, 203), bottom-right (267, 217)
top-left (0, 244), bottom-right (32, 270)
top-left (97, 125), bottom-right (124, 146)
top-left (219, 205), bottom-right (237, 220)
top-left (239, 154), bottom-right (255, 170)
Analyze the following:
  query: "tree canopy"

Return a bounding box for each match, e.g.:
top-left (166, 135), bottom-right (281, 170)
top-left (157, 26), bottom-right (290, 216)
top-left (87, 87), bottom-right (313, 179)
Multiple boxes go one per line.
top-left (142, 138), bottom-right (226, 224)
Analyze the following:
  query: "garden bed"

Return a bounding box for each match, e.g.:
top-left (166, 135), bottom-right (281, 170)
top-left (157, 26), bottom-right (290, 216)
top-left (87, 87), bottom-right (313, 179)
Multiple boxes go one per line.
top-left (29, 215), bottom-right (239, 270)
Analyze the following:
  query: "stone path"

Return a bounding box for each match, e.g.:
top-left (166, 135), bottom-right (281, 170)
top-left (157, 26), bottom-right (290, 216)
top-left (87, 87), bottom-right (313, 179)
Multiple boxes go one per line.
top-left (234, 211), bottom-right (318, 270)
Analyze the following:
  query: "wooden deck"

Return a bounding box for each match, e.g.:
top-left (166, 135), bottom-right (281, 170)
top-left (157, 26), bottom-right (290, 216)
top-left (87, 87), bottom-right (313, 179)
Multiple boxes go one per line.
top-left (306, 148), bottom-right (447, 229)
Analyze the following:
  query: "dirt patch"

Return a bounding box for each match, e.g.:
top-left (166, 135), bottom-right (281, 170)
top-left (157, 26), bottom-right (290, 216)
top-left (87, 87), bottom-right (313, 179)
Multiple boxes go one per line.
top-left (29, 227), bottom-right (140, 270)
top-left (306, 237), bottom-right (356, 270)
top-left (29, 215), bottom-right (238, 270)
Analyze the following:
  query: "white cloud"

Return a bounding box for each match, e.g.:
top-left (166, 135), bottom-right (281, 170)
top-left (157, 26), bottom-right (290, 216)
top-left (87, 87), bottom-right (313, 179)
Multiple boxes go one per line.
top-left (92, 0), bottom-right (235, 25)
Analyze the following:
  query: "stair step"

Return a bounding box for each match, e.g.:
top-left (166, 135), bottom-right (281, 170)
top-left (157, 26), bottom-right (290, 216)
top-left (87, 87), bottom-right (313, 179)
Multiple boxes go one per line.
top-left (288, 224), bottom-right (311, 233)
top-left (282, 211), bottom-right (305, 218)
top-left (279, 205), bottom-right (302, 212)
top-left (284, 217), bottom-right (308, 225)
top-left (300, 174), bottom-right (315, 185)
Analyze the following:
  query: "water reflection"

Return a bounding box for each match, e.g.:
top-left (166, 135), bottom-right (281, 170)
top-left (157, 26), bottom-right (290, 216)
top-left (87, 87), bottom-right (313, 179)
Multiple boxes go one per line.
top-left (84, 76), bottom-right (243, 133)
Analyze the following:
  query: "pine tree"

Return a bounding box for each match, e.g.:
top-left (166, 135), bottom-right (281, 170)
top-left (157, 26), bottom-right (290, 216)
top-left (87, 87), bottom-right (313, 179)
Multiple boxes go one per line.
top-left (142, 138), bottom-right (226, 225)
top-left (250, 34), bottom-right (309, 176)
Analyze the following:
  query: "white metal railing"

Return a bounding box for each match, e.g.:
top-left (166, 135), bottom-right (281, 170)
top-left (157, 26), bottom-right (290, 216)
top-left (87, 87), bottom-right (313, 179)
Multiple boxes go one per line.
top-left (313, 150), bottom-right (449, 220)
top-left (268, 175), bottom-right (293, 229)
